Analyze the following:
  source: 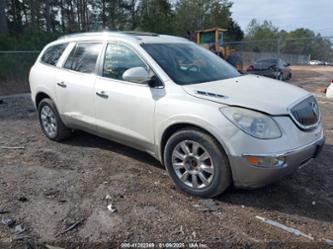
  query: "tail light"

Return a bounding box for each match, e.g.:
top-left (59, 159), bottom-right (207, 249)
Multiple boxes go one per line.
top-left (331, 80), bottom-right (333, 84)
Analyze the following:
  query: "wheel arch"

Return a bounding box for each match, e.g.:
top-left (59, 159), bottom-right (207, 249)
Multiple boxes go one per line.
top-left (35, 92), bottom-right (52, 108)
top-left (159, 122), bottom-right (231, 165)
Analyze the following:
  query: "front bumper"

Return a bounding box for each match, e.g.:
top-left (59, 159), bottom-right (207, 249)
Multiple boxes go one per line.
top-left (229, 134), bottom-right (325, 188)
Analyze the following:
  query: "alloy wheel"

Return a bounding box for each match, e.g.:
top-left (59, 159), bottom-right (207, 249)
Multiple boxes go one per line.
top-left (171, 140), bottom-right (214, 189)
top-left (40, 105), bottom-right (57, 138)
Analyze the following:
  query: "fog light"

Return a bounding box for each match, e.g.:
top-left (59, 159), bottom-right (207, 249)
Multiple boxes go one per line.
top-left (244, 155), bottom-right (286, 168)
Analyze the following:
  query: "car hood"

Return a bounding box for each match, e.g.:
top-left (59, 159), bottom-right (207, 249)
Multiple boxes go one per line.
top-left (182, 74), bottom-right (310, 115)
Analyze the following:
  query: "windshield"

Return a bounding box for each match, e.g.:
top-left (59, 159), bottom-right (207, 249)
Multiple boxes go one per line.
top-left (141, 43), bottom-right (240, 85)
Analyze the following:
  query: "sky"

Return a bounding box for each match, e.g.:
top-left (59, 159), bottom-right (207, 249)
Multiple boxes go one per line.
top-left (231, 0), bottom-right (333, 37)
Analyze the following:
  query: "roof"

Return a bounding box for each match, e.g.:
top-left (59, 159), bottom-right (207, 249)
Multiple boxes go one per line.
top-left (57, 31), bottom-right (189, 44)
top-left (195, 27), bottom-right (228, 33)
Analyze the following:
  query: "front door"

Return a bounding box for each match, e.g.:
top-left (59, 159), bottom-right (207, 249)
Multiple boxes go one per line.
top-left (94, 42), bottom-right (160, 153)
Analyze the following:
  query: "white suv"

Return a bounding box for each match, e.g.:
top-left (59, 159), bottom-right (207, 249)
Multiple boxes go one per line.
top-left (29, 32), bottom-right (324, 197)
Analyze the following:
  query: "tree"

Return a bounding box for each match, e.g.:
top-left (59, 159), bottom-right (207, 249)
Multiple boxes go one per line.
top-left (44, 0), bottom-right (51, 32)
top-left (7, 0), bottom-right (25, 34)
top-left (175, 0), bottom-right (210, 36)
top-left (127, 0), bottom-right (138, 30)
top-left (87, 0), bottom-right (137, 31)
top-left (244, 19), bottom-right (333, 61)
top-left (244, 19), bottom-right (281, 52)
top-left (283, 28), bottom-right (333, 61)
top-left (28, 0), bottom-right (38, 30)
top-left (137, 0), bottom-right (175, 34)
top-left (246, 19), bottom-right (279, 40)
top-left (0, 0), bottom-right (245, 49)
top-left (0, 0), bottom-right (8, 35)
top-left (108, 0), bottom-right (126, 30)
top-left (174, 0), bottom-right (243, 40)
top-left (226, 20), bottom-right (243, 41)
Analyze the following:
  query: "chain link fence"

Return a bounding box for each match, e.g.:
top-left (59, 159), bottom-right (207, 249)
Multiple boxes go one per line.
top-left (224, 36), bottom-right (333, 69)
top-left (0, 51), bottom-right (39, 95)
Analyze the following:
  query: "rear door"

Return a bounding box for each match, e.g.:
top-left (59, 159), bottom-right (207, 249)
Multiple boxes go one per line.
top-left (56, 41), bottom-right (103, 131)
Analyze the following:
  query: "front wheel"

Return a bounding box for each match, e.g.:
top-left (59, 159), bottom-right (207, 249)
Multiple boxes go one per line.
top-left (164, 128), bottom-right (231, 197)
top-left (276, 72), bottom-right (283, 81)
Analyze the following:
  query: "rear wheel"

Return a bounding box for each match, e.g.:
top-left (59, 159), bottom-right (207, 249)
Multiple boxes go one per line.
top-left (38, 98), bottom-right (72, 141)
top-left (164, 128), bottom-right (231, 197)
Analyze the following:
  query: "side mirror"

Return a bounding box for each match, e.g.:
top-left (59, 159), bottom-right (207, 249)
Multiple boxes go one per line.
top-left (147, 75), bottom-right (163, 88)
top-left (122, 67), bottom-right (150, 83)
top-left (285, 63), bottom-right (290, 67)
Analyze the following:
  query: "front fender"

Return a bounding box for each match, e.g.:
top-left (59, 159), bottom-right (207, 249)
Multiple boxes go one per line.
top-left (155, 113), bottom-right (236, 162)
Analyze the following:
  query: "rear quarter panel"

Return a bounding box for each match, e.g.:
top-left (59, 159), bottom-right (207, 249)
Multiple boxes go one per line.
top-left (29, 63), bottom-right (57, 107)
top-left (29, 41), bottom-right (74, 108)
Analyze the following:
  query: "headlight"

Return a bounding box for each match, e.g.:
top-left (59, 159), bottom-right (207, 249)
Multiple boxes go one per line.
top-left (220, 107), bottom-right (282, 139)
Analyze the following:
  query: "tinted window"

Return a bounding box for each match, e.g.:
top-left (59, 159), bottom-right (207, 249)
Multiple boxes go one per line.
top-left (103, 43), bottom-right (147, 81)
top-left (41, 43), bottom-right (68, 66)
top-left (142, 43), bottom-right (240, 85)
top-left (64, 43), bottom-right (102, 73)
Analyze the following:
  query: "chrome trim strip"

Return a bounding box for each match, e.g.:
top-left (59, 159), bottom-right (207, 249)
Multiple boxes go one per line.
top-left (287, 94), bottom-right (321, 131)
top-left (242, 132), bottom-right (325, 158)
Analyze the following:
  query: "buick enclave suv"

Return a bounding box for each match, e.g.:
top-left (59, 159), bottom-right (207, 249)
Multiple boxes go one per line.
top-left (29, 32), bottom-right (325, 197)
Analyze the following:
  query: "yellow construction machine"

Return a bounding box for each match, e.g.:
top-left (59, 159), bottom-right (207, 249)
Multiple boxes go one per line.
top-left (195, 27), bottom-right (243, 72)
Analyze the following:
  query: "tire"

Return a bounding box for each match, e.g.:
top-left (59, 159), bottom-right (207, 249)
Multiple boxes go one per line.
top-left (37, 98), bottom-right (72, 141)
top-left (164, 128), bottom-right (231, 198)
top-left (277, 72), bottom-right (283, 81)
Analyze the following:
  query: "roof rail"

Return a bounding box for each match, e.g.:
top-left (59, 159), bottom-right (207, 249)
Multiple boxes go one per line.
top-left (57, 31), bottom-right (121, 40)
top-left (121, 31), bottom-right (159, 36)
top-left (57, 31), bottom-right (159, 40)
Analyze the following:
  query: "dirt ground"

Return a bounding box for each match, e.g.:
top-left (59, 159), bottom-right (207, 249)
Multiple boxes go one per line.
top-left (0, 66), bottom-right (333, 248)
top-left (289, 65), bottom-right (332, 94)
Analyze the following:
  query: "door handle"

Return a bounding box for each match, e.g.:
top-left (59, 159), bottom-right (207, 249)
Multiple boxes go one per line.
top-left (57, 81), bottom-right (67, 88)
top-left (96, 91), bottom-right (109, 99)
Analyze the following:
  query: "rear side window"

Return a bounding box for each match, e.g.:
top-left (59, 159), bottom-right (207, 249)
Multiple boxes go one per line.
top-left (41, 43), bottom-right (68, 66)
top-left (64, 43), bottom-right (103, 73)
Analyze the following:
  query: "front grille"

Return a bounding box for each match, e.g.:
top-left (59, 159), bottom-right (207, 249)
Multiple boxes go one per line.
top-left (290, 96), bottom-right (320, 130)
